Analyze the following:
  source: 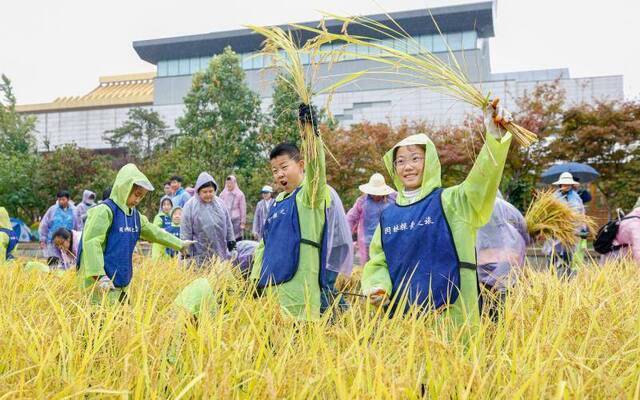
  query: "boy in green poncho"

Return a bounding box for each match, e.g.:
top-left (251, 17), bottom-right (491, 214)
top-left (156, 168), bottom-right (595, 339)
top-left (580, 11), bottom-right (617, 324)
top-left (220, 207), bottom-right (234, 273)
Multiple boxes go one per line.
top-left (77, 164), bottom-right (194, 303)
top-left (0, 207), bottom-right (18, 264)
top-left (151, 196), bottom-right (174, 260)
top-left (250, 104), bottom-right (329, 321)
top-left (362, 100), bottom-right (513, 327)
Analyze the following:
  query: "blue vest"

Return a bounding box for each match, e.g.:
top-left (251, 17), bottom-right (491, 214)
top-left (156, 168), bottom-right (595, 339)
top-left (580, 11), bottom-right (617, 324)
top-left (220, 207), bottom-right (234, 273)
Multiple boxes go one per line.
top-left (160, 214), bottom-right (172, 230)
top-left (0, 228), bottom-right (18, 260)
top-left (258, 187), bottom-right (328, 289)
top-left (380, 188), bottom-right (462, 314)
top-left (77, 199), bottom-right (141, 287)
top-left (48, 206), bottom-right (75, 242)
top-left (165, 225), bottom-right (180, 257)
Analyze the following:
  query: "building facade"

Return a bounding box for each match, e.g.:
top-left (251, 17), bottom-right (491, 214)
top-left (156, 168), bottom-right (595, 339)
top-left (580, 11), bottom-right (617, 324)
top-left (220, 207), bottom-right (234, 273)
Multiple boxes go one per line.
top-left (19, 1), bottom-right (623, 150)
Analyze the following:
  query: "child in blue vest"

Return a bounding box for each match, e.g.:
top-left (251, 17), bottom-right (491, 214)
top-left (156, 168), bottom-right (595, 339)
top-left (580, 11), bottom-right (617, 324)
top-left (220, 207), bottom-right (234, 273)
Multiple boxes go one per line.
top-left (165, 207), bottom-right (182, 258)
top-left (250, 104), bottom-right (331, 321)
top-left (151, 196), bottom-right (174, 260)
top-left (77, 164), bottom-right (195, 303)
top-left (361, 100), bottom-right (513, 326)
top-left (0, 207), bottom-right (18, 263)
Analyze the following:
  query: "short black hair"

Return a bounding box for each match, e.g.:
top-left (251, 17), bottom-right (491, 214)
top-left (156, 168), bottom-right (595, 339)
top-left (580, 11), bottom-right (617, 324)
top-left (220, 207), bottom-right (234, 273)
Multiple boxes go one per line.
top-left (270, 143), bottom-right (301, 161)
top-left (52, 228), bottom-right (72, 241)
top-left (198, 181), bottom-right (217, 193)
top-left (164, 181), bottom-right (171, 186)
top-left (170, 175), bottom-right (183, 183)
top-left (57, 190), bottom-right (70, 199)
top-left (161, 197), bottom-right (173, 207)
top-left (102, 188), bottom-right (112, 201)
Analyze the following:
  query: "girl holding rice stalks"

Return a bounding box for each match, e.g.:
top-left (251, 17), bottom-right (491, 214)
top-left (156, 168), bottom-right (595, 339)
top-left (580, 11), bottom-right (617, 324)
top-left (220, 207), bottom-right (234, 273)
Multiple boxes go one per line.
top-left (361, 101), bottom-right (513, 326)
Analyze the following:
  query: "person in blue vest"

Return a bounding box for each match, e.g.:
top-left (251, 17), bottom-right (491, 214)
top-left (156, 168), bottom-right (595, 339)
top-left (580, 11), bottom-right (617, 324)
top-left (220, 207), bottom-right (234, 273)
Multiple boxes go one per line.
top-left (170, 175), bottom-right (192, 208)
top-left (250, 103), bottom-right (332, 321)
top-left (39, 191), bottom-right (76, 265)
top-left (361, 100), bottom-right (513, 326)
top-left (151, 196), bottom-right (174, 260)
top-left (0, 207), bottom-right (19, 263)
top-left (165, 207), bottom-right (182, 258)
top-left (77, 164), bottom-right (195, 303)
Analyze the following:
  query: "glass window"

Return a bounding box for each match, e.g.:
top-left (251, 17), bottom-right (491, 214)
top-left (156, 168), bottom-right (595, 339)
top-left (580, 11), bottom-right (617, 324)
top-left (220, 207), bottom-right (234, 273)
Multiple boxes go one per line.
top-left (242, 53), bottom-right (253, 69)
top-left (419, 35), bottom-right (433, 52)
top-left (447, 32), bottom-right (463, 51)
top-left (190, 57), bottom-right (200, 73)
top-left (157, 60), bottom-right (168, 77)
top-left (433, 34), bottom-right (446, 52)
top-left (201, 57), bottom-right (210, 70)
top-left (462, 31), bottom-right (477, 49)
top-left (179, 58), bottom-right (190, 75)
top-left (253, 54), bottom-right (264, 69)
top-left (167, 59), bottom-right (179, 76)
top-left (406, 37), bottom-right (420, 55)
top-left (299, 51), bottom-right (310, 65)
top-left (368, 41), bottom-right (381, 56)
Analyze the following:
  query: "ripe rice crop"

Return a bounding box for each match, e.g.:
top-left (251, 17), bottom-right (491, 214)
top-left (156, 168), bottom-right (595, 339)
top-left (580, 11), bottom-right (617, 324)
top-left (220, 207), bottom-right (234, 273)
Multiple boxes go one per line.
top-left (1, 255), bottom-right (639, 398)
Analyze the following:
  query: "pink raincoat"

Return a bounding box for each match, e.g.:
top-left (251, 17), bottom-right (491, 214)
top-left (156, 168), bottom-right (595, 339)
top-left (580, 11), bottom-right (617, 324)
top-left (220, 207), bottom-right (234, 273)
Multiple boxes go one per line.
top-left (604, 208), bottom-right (640, 264)
top-left (346, 193), bottom-right (396, 264)
top-left (219, 176), bottom-right (247, 240)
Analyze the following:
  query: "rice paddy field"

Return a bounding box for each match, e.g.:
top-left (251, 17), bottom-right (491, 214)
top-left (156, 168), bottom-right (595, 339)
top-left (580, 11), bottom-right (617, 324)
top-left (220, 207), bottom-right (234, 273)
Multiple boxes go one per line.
top-left (1, 256), bottom-right (640, 399)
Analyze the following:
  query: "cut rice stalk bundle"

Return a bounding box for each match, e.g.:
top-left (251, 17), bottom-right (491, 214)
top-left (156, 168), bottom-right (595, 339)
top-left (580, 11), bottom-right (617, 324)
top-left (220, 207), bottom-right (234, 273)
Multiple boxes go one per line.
top-left (292, 13), bottom-right (537, 147)
top-left (247, 24), bottom-right (364, 207)
top-left (525, 189), bottom-right (596, 248)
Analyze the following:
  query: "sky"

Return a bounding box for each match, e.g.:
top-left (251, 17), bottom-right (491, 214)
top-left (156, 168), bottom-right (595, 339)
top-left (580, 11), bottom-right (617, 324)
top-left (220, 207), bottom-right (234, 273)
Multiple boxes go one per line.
top-left (1, 0), bottom-right (638, 105)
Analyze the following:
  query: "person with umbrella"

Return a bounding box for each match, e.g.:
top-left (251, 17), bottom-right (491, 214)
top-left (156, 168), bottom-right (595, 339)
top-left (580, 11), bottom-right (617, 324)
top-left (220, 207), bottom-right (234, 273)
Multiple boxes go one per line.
top-left (543, 172), bottom-right (586, 276)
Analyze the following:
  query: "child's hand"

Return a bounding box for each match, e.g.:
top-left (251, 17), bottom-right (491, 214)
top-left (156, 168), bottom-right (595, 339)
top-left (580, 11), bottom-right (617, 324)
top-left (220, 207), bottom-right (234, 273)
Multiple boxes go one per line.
top-left (97, 276), bottom-right (115, 292)
top-left (484, 98), bottom-right (513, 139)
top-left (181, 240), bottom-right (197, 252)
top-left (366, 287), bottom-right (390, 307)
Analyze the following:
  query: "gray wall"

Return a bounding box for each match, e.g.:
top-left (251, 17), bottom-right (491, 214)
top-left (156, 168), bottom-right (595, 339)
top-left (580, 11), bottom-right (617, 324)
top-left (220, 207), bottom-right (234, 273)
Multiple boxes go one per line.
top-left (154, 48), bottom-right (490, 106)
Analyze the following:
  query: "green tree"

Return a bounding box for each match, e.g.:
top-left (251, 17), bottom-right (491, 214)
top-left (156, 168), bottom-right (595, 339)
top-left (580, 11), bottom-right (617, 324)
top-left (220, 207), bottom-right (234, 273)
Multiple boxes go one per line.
top-left (176, 46), bottom-right (262, 178)
top-left (265, 75), bottom-right (301, 146)
top-left (0, 152), bottom-right (42, 220)
top-left (551, 100), bottom-right (640, 212)
top-left (503, 81), bottom-right (567, 210)
top-left (0, 74), bottom-right (36, 154)
top-left (38, 144), bottom-right (115, 211)
top-left (103, 108), bottom-right (168, 160)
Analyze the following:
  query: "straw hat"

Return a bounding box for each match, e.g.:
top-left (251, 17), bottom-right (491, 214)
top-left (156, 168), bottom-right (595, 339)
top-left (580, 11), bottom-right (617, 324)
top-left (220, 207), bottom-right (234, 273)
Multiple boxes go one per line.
top-left (261, 185), bottom-right (274, 193)
top-left (552, 172), bottom-right (579, 186)
top-left (359, 173), bottom-right (395, 196)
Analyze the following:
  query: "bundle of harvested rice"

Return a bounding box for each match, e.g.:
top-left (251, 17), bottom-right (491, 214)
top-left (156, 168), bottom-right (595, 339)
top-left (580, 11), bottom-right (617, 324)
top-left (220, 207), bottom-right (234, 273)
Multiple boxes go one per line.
top-left (525, 189), bottom-right (595, 248)
top-left (293, 13), bottom-right (537, 146)
top-left (246, 25), bottom-right (363, 206)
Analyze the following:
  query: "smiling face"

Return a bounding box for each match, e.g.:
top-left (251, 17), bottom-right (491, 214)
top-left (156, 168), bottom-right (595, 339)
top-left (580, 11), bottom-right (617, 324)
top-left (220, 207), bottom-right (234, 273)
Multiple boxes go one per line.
top-left (126, 186), bottom-right (148, 208)
top-left (261, 192), bottom-right (272, 201)
top-left (394, 145), bottom-right (426, 191)
top-left (161, 199), bottom-right (173, 214)
top-left (270, 155), bottom-right (305, 194)
top-left (171, 208), bottom-right (183, 225)
top-left (170, 180), bottom-right (181, 192)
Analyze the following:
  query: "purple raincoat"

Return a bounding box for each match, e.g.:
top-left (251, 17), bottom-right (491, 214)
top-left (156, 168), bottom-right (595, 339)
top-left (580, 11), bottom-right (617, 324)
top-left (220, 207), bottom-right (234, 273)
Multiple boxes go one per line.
top-left (346, 193), bottom-right (396, 264)
top-left (476, 196), bottom-right (530, 292)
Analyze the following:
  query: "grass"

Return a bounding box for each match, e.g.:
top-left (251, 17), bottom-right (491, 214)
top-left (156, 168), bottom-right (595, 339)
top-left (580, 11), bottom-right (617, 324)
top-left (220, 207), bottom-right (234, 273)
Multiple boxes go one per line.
top-left (1, 255), bottom-right (640, 398)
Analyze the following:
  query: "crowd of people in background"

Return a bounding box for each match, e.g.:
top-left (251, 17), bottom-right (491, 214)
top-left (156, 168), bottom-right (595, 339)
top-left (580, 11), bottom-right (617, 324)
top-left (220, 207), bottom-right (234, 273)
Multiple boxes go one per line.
top-left (1, 99), bottom-right (639, 325)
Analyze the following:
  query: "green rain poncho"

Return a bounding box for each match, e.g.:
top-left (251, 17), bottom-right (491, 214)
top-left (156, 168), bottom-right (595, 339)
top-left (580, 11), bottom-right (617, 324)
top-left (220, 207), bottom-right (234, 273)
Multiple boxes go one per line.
top-left (77, 164), bottom-right (184, 297)
top-left (250, 140), bottom-right (329, 321)
top-left (0, 207), bottom-right (15, 264)
top-left (362, 132), bottom-right (512, 326)
top-left (151, 196), bottom-right (173, 261)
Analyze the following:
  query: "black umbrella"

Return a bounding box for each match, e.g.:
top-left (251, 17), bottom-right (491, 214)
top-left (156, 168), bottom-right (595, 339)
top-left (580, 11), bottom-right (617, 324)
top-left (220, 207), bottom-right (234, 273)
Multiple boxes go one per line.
top-left (540, 162), bottom-right (600, 184)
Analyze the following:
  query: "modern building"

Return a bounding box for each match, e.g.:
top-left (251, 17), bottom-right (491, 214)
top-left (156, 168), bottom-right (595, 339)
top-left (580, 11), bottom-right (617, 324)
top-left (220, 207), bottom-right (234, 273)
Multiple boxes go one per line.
top-left (17, 73), bottom-right (155, 150)
top-left (133, 1), bottom-right (622, 129)
top-left (19, 1), bottom-right (623, 150)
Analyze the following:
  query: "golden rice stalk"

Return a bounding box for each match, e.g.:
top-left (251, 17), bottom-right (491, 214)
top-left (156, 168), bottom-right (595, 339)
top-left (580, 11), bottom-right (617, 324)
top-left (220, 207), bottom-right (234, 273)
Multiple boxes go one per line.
top-left (247, 25), bottom-right (364, 207)
top-left (293, 13), bottom-right (537, 147)
top-left (525, 189), bottom-right (596, 248)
